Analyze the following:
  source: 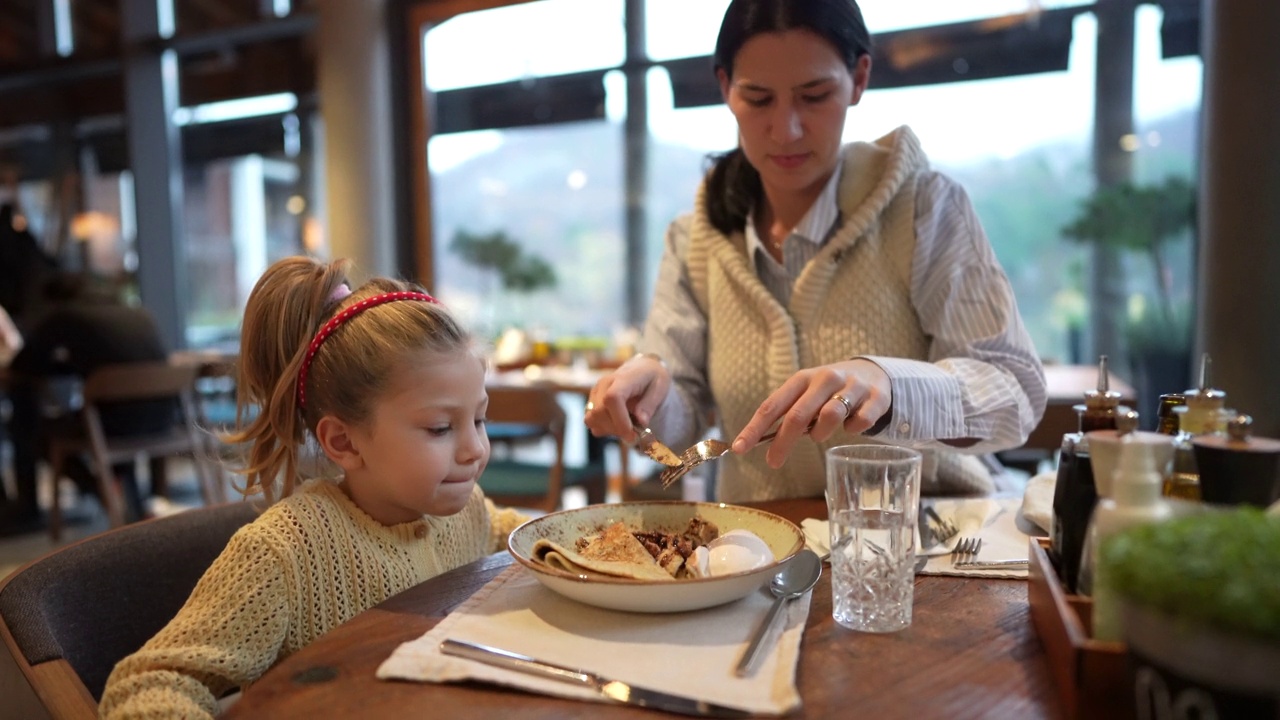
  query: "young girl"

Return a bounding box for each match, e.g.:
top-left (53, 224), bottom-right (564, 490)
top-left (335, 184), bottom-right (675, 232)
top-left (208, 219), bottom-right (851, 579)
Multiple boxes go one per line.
top-left (99, 256), bottom-right (528, 718)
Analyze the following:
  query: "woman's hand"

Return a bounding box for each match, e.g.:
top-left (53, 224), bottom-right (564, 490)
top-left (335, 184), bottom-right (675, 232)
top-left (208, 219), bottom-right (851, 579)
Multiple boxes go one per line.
top-left (584, 353), bottom-right (672, 443)
top-left (732, 359), bottom-right (892, 468)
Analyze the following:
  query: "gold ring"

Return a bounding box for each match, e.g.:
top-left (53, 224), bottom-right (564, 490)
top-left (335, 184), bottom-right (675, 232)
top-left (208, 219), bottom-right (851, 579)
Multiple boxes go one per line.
top-left (830, 393), bottom-right (854, 418)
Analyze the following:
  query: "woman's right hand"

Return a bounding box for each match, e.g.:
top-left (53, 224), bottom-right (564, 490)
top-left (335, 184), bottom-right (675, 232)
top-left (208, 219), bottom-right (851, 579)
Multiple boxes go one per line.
top-left (584, 353), bottom-right (671, 443)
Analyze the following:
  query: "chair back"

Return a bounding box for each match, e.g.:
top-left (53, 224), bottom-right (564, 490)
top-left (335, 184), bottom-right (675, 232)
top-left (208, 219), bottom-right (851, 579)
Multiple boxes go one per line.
top-left (46, 360), bottom-right (225, 534)
top-left (481, 386), bottom-right (567, 512)
top-left (81, 361), bottom-right (198, 404)
top-left (0, 502), bottom-right (260, 714)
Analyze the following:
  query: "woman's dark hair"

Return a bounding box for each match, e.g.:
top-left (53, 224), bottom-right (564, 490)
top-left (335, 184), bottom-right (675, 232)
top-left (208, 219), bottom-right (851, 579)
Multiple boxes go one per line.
top-left (704, 0), bottom-right (873, 234)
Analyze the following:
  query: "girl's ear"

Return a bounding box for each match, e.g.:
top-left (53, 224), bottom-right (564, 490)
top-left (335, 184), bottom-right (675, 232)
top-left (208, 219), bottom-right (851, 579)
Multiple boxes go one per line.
top-left (315, 415), bottom-right (364, 471)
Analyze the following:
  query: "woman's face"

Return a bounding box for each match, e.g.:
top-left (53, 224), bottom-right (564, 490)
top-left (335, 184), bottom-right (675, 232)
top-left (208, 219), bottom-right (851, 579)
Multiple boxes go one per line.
top-left (719, 29), bottom-right (871, 199)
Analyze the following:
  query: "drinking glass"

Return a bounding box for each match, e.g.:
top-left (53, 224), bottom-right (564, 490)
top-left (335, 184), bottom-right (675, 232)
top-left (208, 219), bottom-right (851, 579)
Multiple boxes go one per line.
top-left (826, 444), bottom-right (922, 632)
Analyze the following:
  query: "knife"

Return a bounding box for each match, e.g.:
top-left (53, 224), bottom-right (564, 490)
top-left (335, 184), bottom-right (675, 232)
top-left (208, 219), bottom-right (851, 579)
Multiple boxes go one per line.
top-left (440, 639), bottom-right (751, 718)
top-left (631, 421), bottom-right (683, 467)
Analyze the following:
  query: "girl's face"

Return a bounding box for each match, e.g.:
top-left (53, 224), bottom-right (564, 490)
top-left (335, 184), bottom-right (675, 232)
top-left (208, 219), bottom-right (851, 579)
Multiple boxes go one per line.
top-left (342, 349), bottom-right (490, 525)
top-left (719, 29), bottom-right (870, 200)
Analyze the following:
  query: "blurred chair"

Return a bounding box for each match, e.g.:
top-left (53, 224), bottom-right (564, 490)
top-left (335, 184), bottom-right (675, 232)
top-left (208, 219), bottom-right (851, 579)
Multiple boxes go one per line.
top-left (43, 361), bottom-right (220, 540)
top-left (0, 501), bottom-right (259, 718)
top-left (187, 355), bottom-right (241, 433)
top-left (482, 386), bottom-right (606, 512)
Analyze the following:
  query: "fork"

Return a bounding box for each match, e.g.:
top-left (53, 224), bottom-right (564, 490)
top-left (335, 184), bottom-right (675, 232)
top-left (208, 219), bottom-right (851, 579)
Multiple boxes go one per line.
top-left (659, 419), bottom-right (818, 488)
top-left (950, 536), bottom-right (1029, 569)
top-left (923, 506), bottom-right (959, 546)
top-left (950, 537), bottom-right (982, 567)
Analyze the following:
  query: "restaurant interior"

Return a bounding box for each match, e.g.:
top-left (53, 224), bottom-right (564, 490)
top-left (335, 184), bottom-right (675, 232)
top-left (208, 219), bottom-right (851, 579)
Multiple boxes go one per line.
top-left (1, 1), bottom-right (1278, 718)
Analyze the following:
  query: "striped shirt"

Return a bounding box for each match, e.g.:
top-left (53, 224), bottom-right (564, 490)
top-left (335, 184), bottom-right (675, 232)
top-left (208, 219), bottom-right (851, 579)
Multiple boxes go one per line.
top-left (641, 167), bottom-right (1047, 457)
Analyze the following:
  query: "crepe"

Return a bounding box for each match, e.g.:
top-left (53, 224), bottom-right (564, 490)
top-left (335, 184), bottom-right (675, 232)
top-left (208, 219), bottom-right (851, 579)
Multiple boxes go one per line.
top-left (532, 522), bottom-right (674, 581)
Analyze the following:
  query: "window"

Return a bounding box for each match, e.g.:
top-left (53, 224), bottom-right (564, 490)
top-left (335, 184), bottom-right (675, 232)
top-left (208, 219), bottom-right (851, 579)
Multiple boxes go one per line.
top-left (411, 0), bottom-right (1202, 381)
top-left (424, 0), bottom-right (626, 341)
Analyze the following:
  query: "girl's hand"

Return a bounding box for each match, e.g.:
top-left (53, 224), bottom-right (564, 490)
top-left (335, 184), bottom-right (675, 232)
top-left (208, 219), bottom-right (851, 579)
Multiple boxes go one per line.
top-left (584, 353), bottom-right (671, 443)
top-left (732, 359), bottom-right (891, 468)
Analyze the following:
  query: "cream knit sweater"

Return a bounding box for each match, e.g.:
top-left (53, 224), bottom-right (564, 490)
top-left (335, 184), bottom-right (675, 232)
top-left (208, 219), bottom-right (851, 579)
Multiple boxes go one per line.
top-left (686, 126), bottom-right (992, 501)
top-left (98, 480), bottom-right (527, 719)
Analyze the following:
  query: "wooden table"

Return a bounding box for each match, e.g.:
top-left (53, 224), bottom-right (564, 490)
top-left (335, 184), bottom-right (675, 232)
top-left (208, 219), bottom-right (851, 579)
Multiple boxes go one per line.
top-left (225, 498), bottom-right (1058, 719)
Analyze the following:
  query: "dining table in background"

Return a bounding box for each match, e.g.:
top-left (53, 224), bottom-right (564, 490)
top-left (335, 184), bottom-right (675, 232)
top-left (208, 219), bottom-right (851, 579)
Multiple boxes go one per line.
top-left (224, 497), bottom-right (1057, 719)
top-left (486, 364), bottom-right (617, 488)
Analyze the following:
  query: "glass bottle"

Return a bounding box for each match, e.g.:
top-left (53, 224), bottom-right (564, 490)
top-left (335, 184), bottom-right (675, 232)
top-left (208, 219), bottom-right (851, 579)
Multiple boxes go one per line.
top-left (1079, 355), bottom-right (1124, 433)
top-left (1155, 393), bottom-right (1186, 436)
top-left (1165, 353), bottom-right (1228, 501)
top-left (1050, 355), bottom-right (1121, 593)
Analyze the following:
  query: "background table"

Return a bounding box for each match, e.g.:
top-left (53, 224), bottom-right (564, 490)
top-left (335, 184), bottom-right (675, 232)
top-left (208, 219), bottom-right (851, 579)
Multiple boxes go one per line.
top-left (225, 498), bottom-right (1058, 719)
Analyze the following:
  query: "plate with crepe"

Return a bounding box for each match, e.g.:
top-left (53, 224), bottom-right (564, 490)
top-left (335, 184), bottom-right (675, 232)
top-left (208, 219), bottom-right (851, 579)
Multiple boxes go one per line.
top-left (507, 501), bottom-right (805, 613)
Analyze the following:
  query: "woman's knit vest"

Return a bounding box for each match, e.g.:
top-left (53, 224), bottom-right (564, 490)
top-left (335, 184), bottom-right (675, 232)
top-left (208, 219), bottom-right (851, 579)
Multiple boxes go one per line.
top-left (686, 126), bottom-right (993, 501)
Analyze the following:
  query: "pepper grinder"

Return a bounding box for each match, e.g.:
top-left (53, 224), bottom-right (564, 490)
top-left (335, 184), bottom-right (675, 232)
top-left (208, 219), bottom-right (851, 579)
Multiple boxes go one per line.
top-left (1193, 414), bottom-right (1280, 508)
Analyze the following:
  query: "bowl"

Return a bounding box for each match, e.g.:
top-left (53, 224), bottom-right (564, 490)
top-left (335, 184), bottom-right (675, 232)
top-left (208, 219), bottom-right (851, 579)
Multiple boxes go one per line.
top-left (507, 501), bottom-right (805, 613)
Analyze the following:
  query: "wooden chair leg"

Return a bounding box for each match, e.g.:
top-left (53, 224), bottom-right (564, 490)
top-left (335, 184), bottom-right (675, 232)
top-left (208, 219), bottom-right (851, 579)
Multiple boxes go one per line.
top-left (585, 471), bottom-right (607, 506)
top-left (193, 453), bottom-right (221, 506)
top-left (90, 453), bottom-right (126, 528)
top-left (148, 456), bottom-right (168, 497)
top-left (615, 439), bottom-right (630, 503)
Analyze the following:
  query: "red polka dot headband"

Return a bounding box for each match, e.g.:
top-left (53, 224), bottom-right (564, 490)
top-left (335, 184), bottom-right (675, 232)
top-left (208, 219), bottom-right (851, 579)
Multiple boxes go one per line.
top-left (296, 290), bottom-right (440, 409)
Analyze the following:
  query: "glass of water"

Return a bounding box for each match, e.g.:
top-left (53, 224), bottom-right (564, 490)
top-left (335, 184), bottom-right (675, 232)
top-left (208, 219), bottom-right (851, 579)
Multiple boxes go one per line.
top-left (826, 444), bottom-right (922, 633)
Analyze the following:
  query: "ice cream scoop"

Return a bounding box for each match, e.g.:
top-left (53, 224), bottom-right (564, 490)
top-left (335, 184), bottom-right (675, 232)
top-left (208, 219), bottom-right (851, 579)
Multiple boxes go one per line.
top-left (706, 529), bottom-right (775, 576)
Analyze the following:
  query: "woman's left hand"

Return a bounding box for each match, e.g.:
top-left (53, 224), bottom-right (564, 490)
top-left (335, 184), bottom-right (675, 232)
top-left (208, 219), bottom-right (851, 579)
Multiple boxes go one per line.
top-left (731, 359), bottom-right (892, 468)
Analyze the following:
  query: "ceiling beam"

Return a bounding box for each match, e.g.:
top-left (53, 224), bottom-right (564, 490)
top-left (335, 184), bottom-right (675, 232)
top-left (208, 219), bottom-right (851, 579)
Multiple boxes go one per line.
top-left (0, 39), bottom-right (315, 128)
top-left (0, 14), bottom-right (315, 96)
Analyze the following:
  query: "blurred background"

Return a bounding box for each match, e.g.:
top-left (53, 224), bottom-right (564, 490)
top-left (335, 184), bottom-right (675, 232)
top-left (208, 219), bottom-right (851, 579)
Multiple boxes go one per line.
top-left (0, 0), bottom-right (1274, 431)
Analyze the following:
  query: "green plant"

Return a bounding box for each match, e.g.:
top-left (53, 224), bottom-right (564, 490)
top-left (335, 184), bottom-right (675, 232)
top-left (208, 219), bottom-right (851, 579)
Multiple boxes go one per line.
top-left (1124, 294), bottom-right (1192, 355)
top-left (1100, 509), bottom-right (1280, 642)
top-left (1062, 176), bottom-right (1196, 344)
top-left (449, 229), bottom-right (557, 293)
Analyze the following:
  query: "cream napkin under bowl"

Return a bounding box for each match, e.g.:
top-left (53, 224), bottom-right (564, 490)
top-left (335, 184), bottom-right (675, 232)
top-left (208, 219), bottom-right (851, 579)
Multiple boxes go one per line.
top-left (377, 564), bottom-right (807, 716)
top-left (802, 496), bottom-right (1032, 579)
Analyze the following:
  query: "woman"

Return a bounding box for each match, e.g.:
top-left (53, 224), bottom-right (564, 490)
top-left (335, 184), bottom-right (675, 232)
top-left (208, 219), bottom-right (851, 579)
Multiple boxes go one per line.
top-left (585, 0), bottom-right (1046, 501)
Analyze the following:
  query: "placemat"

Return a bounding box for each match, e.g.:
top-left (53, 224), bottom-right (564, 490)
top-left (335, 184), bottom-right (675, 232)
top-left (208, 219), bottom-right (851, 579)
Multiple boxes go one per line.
top-left (377, 564), bottom-right (810, 715)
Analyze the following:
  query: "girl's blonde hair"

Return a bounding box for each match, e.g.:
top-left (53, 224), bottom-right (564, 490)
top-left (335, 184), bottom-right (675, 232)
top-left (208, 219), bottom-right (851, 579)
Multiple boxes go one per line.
top-left (225, 256), bottom-right (471, 502)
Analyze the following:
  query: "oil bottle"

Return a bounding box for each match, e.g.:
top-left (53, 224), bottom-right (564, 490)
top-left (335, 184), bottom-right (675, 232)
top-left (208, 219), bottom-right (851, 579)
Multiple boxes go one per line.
top-left (1166, 353), bottom-right (1228, 501)
top-left (1050, 355), bottom-right (1124, 593)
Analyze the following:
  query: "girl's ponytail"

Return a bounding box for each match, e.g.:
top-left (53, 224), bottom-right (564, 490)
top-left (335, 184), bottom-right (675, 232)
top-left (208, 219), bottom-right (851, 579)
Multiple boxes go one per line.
top-left (225, 257), bottom-right (351, 502)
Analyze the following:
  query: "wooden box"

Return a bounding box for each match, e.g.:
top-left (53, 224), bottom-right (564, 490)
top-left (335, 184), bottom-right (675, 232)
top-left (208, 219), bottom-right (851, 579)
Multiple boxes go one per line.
top-left (1027, 537), bottom-right (1131, 719)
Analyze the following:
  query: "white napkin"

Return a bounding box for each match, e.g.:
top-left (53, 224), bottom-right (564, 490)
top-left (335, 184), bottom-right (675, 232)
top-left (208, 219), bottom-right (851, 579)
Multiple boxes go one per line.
top-left (377, 565), bottom-right (807, 715)
top-left (1021, 470), bottom-right (1057, 535)
top-left (802, 496), bottom-right (1032, 579)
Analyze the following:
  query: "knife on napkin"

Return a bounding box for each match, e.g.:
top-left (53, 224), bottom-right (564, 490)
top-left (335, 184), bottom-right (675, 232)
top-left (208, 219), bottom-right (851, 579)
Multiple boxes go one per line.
top-left (440, 639), bottom-right (751, 718)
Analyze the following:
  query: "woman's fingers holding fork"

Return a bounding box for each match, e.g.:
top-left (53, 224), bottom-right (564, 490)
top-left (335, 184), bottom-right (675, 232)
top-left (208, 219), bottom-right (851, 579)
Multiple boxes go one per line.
top-left (732, 361), bottom-right (893, 468)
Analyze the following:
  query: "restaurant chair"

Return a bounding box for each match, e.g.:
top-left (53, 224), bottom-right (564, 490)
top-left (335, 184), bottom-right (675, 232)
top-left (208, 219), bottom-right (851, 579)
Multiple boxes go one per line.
top-left (43, 361), bottom-right (221, 541)
top-left (482, 386), bottom-right (606, 513)
top-left (0, 501), bottom-right (259, 719)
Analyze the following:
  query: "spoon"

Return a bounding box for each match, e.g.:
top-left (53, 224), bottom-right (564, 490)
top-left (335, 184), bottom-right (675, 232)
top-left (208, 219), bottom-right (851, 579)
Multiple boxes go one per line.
top-left (735, 549), bottom-right (823, 677)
